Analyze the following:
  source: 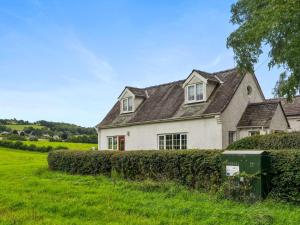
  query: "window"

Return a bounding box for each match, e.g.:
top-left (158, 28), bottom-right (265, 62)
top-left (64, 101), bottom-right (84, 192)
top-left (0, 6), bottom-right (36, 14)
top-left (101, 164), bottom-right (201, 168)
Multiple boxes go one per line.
top-left (228, 131), bottom-right (236, 145)
top-left (186, 83), bottom-right (204, 103)
top-left (122, 97), bottom-right (133, 112)
top-left (158, 133), bottom-right (187, 150)
top-left (107, 136), bottom-right (118, 150)
top-left (158, 135), bottom-right (165, 150)
top-left (247, 86), bottom-right (252, 96)
top-left (249, 131), bottom-right (260, 136)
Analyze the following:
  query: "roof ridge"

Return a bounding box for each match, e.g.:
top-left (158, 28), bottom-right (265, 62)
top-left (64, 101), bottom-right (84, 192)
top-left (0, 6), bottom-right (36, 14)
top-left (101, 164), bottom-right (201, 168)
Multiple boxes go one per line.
top-left (248, 101), bottom-right (280, 106)
top-left (144, 79), bottom-right (185, 90)
top-left (212, 67), bottom-right (237, 75)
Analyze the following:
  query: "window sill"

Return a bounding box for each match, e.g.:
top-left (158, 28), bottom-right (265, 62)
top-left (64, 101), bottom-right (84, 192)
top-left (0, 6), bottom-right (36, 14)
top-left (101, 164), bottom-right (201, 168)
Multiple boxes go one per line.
top-left (120, 111), bottom-right (134, 114)
top-left (185, 100), bottom-right (206, 105)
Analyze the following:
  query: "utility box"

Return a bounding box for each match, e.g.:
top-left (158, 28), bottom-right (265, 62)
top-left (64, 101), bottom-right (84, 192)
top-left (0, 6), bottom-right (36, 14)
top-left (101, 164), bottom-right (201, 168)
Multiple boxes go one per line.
top-left (222, 150), bottom-right (270, 200)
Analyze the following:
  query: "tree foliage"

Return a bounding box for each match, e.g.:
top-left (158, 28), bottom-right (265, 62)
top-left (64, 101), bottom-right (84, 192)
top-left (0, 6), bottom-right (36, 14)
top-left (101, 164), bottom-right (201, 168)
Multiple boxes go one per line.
top-left (227, 0), bottom-right (300, 99)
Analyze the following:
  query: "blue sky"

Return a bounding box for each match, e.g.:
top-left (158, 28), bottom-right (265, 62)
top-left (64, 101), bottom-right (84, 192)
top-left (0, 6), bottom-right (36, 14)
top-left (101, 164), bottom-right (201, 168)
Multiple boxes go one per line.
top-left (0, 0), bottom-right (282, 127)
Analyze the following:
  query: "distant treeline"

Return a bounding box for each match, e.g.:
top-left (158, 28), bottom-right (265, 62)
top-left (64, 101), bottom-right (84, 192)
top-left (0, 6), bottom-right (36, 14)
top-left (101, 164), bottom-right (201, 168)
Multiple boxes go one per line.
top-left (0, 119), bottom-right (97, 143)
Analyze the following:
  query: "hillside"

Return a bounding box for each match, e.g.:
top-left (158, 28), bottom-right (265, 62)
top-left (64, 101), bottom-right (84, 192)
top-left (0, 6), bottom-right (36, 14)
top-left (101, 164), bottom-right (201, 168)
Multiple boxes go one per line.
top-left (0, 118), bottom-right (97, 143)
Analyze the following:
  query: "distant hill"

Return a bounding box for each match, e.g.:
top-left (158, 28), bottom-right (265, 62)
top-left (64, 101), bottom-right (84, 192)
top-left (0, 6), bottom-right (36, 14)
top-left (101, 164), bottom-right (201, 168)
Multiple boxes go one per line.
top-left (0, 119), bottom-right (97, 143)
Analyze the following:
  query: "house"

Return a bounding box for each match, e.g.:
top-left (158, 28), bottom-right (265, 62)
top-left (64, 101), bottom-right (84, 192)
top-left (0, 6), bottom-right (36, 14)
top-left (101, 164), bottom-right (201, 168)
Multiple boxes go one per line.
top-left (270, 96), bottom-right (300, 131)
top-left (96, 68), bottom-right (289, 150)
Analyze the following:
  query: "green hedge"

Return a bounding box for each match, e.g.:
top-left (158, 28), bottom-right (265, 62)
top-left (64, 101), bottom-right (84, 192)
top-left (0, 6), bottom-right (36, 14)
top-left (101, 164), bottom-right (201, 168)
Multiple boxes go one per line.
top-left (48, 150), bottom-right (222, 191)
top-left (48, 150), bottom-right (114, 175)
top-left (227, 132), bottom-right (300, 150)
top-left (0, 140), bottom-right (68, 152)
top-left (48, 149), bottom-right (300, 203)
top-left (269, 150), bottom-right (300, 203)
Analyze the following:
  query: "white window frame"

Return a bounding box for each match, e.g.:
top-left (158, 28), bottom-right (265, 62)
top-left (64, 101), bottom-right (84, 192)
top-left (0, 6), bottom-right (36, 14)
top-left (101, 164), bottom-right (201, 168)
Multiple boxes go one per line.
top-left (248, 130), bottom-right (260, 137)
top-left (107, 136), bottom-right (118, 150)
top-left (121, 96), bottom-right (134, 113)
top-left (186, 83), bottom-right (205, 103)
top-left (157, 133), bottom-right (187, 150)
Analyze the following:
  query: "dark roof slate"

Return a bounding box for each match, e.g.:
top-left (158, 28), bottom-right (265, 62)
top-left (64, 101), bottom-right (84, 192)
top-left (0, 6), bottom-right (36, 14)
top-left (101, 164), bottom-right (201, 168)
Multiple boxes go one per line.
top-left (98, 68), bottom-right (244, 128)
top-left (237, 101), bottom-right (280, 127)
top-left (126, 87), bottom-right (147, 98)
top-left (273, 96), bottom-right (300, 116)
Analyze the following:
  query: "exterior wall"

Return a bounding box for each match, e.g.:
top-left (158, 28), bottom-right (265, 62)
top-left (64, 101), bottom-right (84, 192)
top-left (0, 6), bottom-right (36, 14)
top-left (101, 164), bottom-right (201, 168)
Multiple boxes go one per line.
top-left (238, 128), bottom-right (269, 139)
top-left (269, 105), bottom-right (289, 131)
top-left (98, 116), bottom-right (223, 150)
top-left (220, 73), bottom-right (264, 148)
top-left (287, 116), bottom-right (300, 131)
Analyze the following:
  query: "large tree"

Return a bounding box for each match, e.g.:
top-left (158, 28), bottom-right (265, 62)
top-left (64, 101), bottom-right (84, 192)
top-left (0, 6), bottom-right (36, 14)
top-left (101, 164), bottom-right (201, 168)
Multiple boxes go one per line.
top-left (227, 0), bottom-right (300, 99)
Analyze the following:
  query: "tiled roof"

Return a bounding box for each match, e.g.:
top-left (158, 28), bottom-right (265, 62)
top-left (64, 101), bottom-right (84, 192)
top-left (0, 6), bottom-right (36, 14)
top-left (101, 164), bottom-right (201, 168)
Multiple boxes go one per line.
top-left (98, 68), bottom-right (245, 128)
top-left (272, 96), bottom-right (300, 116)
top-left (126, 87), bottom-right (147, 98)
top-left (237, 101), bottom-right (280, 127)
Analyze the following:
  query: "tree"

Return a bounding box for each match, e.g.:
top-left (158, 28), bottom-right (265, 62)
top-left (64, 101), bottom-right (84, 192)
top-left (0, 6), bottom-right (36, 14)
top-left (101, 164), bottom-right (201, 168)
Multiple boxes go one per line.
top-left (227, 0), bottom-right (300, 99)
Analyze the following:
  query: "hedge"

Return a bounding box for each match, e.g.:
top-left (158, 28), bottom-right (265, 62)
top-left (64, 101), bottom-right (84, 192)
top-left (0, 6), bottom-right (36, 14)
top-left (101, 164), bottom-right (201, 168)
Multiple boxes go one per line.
top-left (48, 149), bottom-right (300, 203)
top-left (269, 150), bottom-right (300, 203)
top-left (227, 132), bottom-right (300, 150)
top-left (48, 150), bottom-right (222, 191)
top-left (0, 140), bottom-right (68, 152)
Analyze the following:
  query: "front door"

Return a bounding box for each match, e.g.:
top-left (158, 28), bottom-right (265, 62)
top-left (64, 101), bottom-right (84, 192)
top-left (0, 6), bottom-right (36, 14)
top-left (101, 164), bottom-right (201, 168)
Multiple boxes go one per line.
top-left (118, 136), bottom-right (125, 151)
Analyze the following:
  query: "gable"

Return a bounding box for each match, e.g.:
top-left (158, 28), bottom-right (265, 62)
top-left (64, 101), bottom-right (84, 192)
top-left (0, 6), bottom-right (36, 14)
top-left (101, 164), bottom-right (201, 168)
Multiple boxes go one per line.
top-left (269, 104), bottom-right (290, 130)
top-left (118, 88), bottom-right (134, 100)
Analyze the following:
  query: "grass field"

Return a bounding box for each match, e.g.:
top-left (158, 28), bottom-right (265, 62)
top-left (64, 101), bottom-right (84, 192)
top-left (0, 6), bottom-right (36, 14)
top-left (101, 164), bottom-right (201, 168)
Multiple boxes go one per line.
top-left (21, 140), bottom-right (97, 151)
top-left (1, 147), bottom-right (300, 224)
top-left (5, 124), bottom-right (45, 131)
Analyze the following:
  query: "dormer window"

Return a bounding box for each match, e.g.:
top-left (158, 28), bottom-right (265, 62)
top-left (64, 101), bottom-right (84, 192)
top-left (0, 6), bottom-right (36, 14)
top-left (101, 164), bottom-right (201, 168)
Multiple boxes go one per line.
top-left (186, 83), bottom-right (204, 103)
top-left (122, 97), bottom-right (133, 113)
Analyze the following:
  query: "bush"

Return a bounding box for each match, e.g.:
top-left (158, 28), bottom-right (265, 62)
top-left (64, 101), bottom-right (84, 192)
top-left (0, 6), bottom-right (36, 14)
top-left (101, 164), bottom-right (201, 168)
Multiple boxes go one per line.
top-left (48, 150), bottom-right (222, 191)
top-left (0, 140), bottom-right (68, 152)
top-left (48, 150), bottom-right (114, 175)
top-left (6, 134), bottom-right (27, 141)
top-left (66, 135), bottom-right (98, 144)
top-left (47, 149), bottom-right (300, 203)
top-left (269, 150), bottom-right (300, 203)
top-left (227, 132), bottom-right (300, 150)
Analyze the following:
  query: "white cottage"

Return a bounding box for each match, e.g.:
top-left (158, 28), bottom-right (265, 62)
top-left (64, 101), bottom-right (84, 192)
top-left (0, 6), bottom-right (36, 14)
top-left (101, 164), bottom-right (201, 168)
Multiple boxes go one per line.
top-left (96, 68), bottom-right (289, 150)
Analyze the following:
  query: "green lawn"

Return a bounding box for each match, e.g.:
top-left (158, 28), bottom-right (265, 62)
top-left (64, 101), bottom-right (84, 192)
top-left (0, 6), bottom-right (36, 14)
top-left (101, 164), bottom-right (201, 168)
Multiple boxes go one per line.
top-left (5, 124), bottom-right (45, 131)
top-left (22, 140), bottom-right (97, 151)
top-left (0, 148), bottom-right (300, 225)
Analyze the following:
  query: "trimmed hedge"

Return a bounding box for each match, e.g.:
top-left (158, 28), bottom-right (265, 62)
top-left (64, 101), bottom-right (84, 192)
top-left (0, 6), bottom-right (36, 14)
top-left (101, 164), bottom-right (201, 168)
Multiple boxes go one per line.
top-left (48, 150), bottom-right (222, 191)
top-left (227, 132), bottom-right (300, 150)
top-left (269, 150), bottom-right (300, 203)
top-left (0, 140), bottom-right (68, 152)
top-left (48, 149), bottom-right (300, 203)
top-left (48, 150), bottom-right (114, 175)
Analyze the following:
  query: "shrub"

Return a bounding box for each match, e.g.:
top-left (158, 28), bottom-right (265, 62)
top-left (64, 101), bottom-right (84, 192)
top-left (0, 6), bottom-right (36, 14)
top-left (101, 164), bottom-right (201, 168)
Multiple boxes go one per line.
top-left (227, 132), bottom-right (300, 150)
top-left (0, 140), bottom-right (68, 152)
top-left (269, 150), bottom-right (300, 203)
top-left (6, 134), bottom-right (27, 141)
top-left (48, 150), bottom-right (114, 175)
top-left (48, 150), bottom-right (222, 191)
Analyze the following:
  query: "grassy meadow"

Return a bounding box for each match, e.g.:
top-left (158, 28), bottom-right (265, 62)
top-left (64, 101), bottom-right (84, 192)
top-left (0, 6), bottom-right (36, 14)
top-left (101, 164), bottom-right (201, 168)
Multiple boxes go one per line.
top-left (1, 147), bottom-right (300, 224)
top-left (20, 140), bottom-right (97, 151)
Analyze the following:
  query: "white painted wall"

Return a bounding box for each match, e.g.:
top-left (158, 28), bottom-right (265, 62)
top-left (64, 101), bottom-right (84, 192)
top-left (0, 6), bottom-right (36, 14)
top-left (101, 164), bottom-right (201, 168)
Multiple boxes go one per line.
top-left (221, 73), bottom-right (264, 148)
top-left (287, 116), bottom-right (300, 131)
top-left (98, 116), bottom-right (223, 150)
top-left (269, 105), bottom-right (289, 131)
top-left (238, 128), bottom-right (269, 139)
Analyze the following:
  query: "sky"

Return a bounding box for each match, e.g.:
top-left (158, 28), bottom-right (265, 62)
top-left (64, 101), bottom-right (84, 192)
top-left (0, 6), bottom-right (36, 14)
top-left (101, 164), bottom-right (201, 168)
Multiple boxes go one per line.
top-left (0, 0), bottom-right (283, 127)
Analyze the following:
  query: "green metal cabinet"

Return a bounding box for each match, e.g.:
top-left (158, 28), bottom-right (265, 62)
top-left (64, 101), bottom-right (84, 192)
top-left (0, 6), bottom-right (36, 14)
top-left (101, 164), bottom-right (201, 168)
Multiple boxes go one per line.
top-left (222, 150), bottom-right (270, 200)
